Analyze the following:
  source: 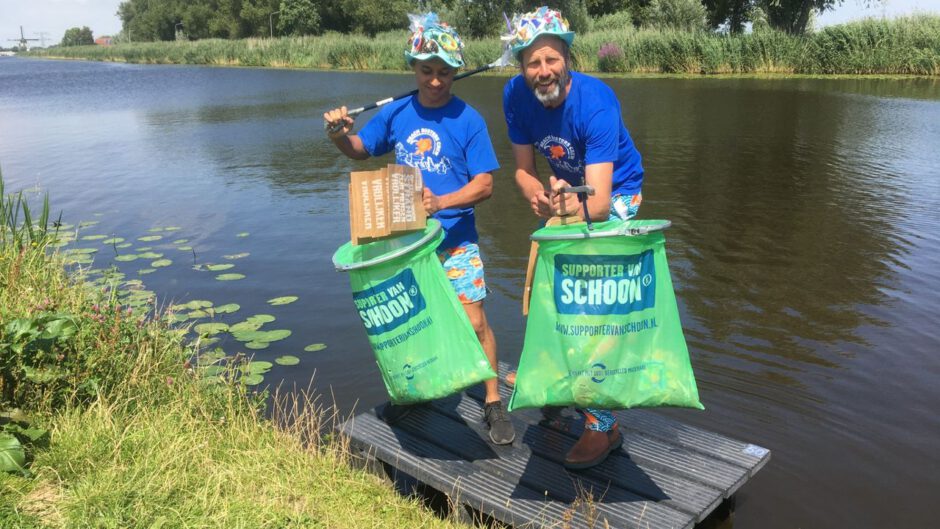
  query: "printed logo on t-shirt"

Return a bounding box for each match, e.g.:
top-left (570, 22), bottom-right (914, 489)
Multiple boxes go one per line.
top-left (536, 135), bottom-right (583, 175)
top-left (395, 128), bottom-right (453, 175)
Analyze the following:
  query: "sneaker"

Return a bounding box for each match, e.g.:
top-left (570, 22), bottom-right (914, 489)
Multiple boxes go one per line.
top-left (483, 400), bottom-right (515, 445)
top-left (379, 402), bottom-right (415, 425)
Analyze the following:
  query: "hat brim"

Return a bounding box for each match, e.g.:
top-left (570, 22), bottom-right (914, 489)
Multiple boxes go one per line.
top-left (512, 31), bottom-right (575, 59)
top-left (406, 52), bottom-right (464, 69)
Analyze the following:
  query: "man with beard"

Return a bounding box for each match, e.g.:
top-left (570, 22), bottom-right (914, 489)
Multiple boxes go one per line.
top-left (502, 6), bottom-right (645, 469)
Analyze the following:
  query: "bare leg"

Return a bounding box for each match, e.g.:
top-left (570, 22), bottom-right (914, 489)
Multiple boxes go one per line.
top-left (462, 300), bottom-right (500, 404)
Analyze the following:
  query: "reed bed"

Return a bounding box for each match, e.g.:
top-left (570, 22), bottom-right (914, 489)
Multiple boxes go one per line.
top-left (30, 15), bottom-right (940, 76)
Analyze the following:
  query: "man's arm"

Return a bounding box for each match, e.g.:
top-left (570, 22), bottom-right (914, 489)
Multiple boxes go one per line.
top-left (512, 143), bottom-right (553, 218)
top-left (423, 172), bottom-right (493, 214)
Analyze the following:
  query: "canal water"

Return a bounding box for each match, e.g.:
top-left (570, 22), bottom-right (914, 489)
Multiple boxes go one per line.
top-left (1, 57), bottom-right (938, 528)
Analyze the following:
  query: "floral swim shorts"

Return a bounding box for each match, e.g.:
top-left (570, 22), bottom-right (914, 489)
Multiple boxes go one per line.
top-left (610, 193), bottom-right (642, 221)
top-left (436, 241), bottom-right (486, 304)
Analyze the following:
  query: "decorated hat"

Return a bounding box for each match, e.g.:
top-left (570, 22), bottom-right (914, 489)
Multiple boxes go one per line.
top-left (503, 6), bottom-right (575, 59)
top-left (405, 13), bottom-right (465, 69)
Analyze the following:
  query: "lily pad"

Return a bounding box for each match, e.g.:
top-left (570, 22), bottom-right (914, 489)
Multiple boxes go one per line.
top-left (200, 365), bottom-right (227, 377)
top-left (245, 341), bottom-right (269, 350)
top-left (151, 259), bottom-right (172, 268)
top-left (267, 296), bottom-right (298, 306)
top-left (236, 232), bottom-right (249, 238)
top-left (173, 300), bottom-right (213, 311)
top-left (206, 263), bottom-right (234, 271)
top-left (167, 313), bottom-right (190, 324)
top-left (246, 361), bottom-right (273, 374)
top-left (138, 268), bottom-right (156, 275)
top-left (223, 253), bottom-right (249, 260)
top-left (275, 355), bottom-right (300, 366)
top-left (172, 239), bottom-right (189, 245)
top-left (195, 323), bottom-right (230, 336)
top-left (177, 246), bottom-right (193, 251)
top-left (234, 329), bottom-right (291, 343)
top-left (81, 234), bottom-right (107, 241)
top-left (66, 247), bottom-right (98, 254)
top-left (78, 220), bottom-right (100, 228)
top-left (213, 303), bottom-right (240, 314)
top-left (116, 242), bottom-right (132, 249)
top-left (136, 247), bottom-right (153, 252)
top-left (229, 321), bottom-right (263, 334)
top-left (241, 374), bottom-right (264, 386)
top-left (102, 237), bottom-right (125, 244)
top-left (147, 227), bottom-right (165, 233)
top-left (216, 273), bottom-right (245, 281)
top-left (138, 252), bottom-right (163, 259)
top-left (304, 343), bottom-right (327, 352)
top-left (164, 226), bottom-right (182, 232)
top-left (247, 314), bottom-right (275, 324)
top-left (138, 235), bottom-right (163, 242)
top-left (114, 254), bottom-right (139, 262)
top-left (198, 349), bottom-right (227, 362)
top-left (186, 310), bottom-right (210, 319)
top-left (64, 255), bottom-right (94, 265)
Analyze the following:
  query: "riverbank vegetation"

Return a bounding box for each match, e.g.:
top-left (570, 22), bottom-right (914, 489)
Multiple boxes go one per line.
top-left (0, 173), bottom-right (468, 527)
top-left (31, 14), bottom-right (940, 76)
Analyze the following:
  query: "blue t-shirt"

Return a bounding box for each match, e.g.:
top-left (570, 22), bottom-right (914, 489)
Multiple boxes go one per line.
top-left (503, 71), bottom-right (644, 196)
top-left (358, 96), bottom-right (499, 249)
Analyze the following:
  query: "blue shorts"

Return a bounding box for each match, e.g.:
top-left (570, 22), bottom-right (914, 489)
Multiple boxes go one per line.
top-left (436, 242), bottom-right (486, 304)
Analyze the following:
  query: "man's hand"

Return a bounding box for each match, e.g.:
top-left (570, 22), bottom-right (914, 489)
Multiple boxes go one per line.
top-left (548, 176), bottom-right (581, 216)
top-left (423, 187), bottom-right (442, 215)
top-left (323, 106), bottom-right (354, 139)
top-left (530, 189), bottom-right (553, 218)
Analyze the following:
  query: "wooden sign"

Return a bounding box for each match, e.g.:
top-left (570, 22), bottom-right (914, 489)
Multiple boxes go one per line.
top-left (349, 164), bottom-right (426, 245)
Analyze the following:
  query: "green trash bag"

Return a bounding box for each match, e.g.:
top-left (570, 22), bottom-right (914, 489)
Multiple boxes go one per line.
top-left (508, 219), bottom-right (704, 412)
top-left (332, 219), bottom-right (496, 404)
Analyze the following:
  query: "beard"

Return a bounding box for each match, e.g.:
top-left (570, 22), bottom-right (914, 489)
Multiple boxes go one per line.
top-left (529, 67), bottom-right (570, 107)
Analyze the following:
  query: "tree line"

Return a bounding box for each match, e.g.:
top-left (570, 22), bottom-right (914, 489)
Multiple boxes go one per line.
top-left (109, 0), bottom-right (846, 44)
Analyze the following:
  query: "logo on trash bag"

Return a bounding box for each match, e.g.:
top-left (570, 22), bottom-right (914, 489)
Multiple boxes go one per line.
top-left (352, 268), bottom-right (427, 335)
top-left (553, 252), bottom-right (656, 315)
top-left (591, 362), bottom-right (607, 383)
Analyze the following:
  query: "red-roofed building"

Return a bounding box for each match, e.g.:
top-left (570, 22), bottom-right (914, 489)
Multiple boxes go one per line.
top-left (95, 36), bottom-right (113, 46)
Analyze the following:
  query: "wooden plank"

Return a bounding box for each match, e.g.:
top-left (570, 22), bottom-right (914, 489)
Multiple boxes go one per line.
top-left (474, 381), bottom-right (750, 491)
top-left (492, 360), bottom-right (771, 485)
top-left (618, 409), bottom-right (771, 476)
top-left (340, 364), bottom-right (770, 528)
top-left (342, 411), bottom-right (625, 529)
top-left (435, 391), bottom-right (724, 522)
top-left (403, 397), bottom-right (694, 529)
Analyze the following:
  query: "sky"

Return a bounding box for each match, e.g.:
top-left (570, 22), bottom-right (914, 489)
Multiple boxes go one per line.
top-left (2, 0), bottom-right (939, 47)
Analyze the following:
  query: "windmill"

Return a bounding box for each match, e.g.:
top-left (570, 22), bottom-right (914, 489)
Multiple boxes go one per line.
top-left (8, 26), bottom-right (39, 51)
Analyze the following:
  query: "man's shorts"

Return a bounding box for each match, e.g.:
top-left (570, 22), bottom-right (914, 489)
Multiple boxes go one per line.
top-left (436, 241), bottom-right (486, 304)
top-left (611, 193), bottom-right (642, 221)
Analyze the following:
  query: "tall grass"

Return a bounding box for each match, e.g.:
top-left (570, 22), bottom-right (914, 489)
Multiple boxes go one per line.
top-left (30, 15), bottom-right (940, 76)
top-left (0, 170), bottom-right (52, 251)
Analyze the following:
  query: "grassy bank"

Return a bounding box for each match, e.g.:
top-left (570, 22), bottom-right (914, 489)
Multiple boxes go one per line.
top-left (29, 15), bottom-right (940, 76)
top-left (0, 174), bottom-right (467, 528)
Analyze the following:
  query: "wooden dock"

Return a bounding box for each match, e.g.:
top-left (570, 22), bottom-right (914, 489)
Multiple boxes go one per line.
top-left (338, 362), bottom-right (770, 528)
